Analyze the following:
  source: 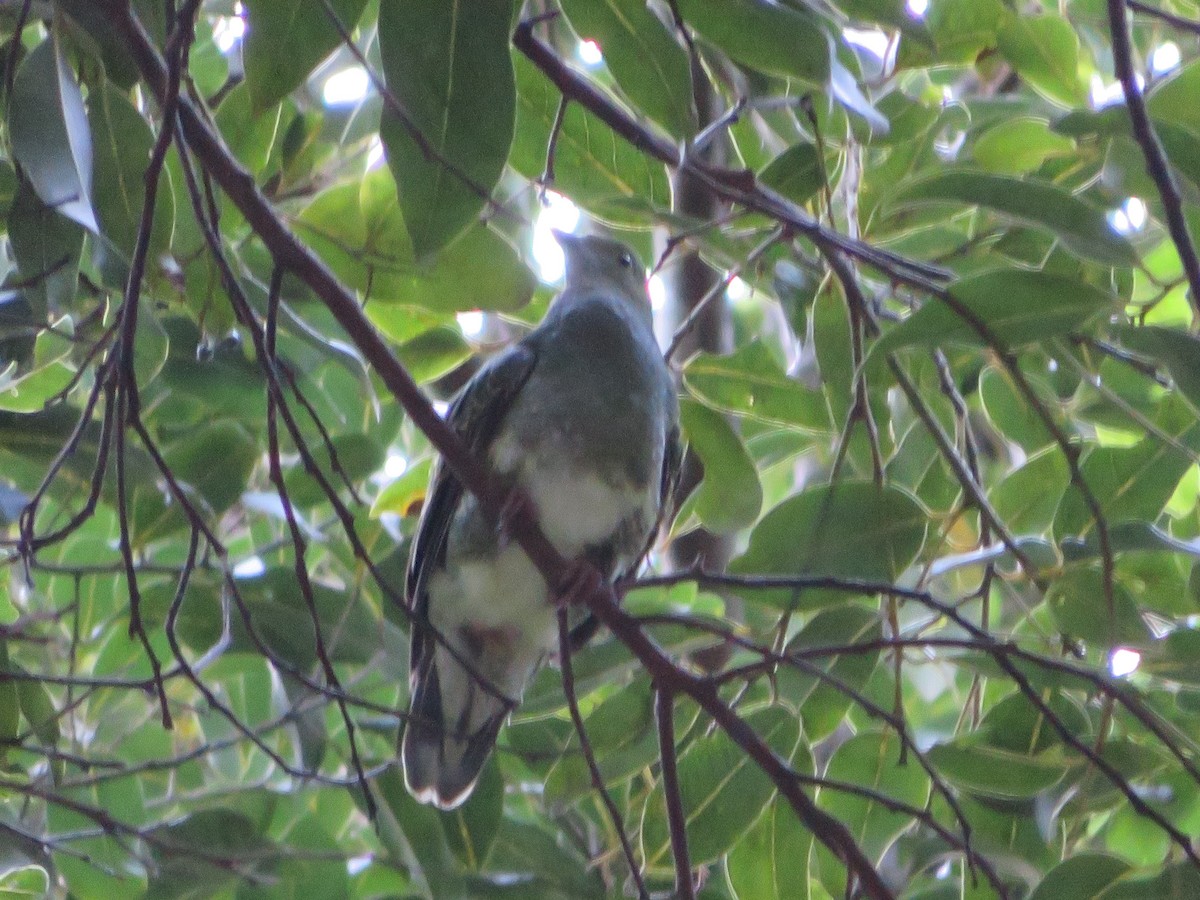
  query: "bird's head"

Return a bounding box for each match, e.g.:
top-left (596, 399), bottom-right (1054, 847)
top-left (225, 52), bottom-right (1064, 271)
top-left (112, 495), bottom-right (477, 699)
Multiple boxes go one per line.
top-left (553, 231), bottom-right (651, 323)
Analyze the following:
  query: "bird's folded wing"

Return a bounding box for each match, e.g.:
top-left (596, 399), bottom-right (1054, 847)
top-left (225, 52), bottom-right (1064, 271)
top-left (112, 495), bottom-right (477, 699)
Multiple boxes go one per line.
top-left (406, 344), bottom-right (539, 670)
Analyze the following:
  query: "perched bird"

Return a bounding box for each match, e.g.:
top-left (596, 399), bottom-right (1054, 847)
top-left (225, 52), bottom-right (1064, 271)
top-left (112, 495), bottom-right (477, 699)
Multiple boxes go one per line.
top-left (401, 231), bottom-right (681, 809)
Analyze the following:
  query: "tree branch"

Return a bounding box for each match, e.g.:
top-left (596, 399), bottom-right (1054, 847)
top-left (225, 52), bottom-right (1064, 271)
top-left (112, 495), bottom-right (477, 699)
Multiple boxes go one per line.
top-left (1107, 0), bottom-right (1200, 318)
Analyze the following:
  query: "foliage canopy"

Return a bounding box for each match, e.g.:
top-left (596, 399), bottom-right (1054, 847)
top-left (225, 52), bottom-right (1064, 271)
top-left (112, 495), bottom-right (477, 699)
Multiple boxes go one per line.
top-left (0, 0), bottom-right (1199, 898)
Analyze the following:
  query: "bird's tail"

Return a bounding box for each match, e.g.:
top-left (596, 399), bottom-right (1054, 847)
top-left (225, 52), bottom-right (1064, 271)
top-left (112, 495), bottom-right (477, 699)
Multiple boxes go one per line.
top-left (401, 643), bottom-right (510, 810)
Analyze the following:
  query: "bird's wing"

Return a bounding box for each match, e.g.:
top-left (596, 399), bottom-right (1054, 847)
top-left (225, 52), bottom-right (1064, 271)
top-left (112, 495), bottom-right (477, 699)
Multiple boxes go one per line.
top-left (567, 418), bottom-right (683, 650)
top-left (406, 345), bottom-right (539, 671)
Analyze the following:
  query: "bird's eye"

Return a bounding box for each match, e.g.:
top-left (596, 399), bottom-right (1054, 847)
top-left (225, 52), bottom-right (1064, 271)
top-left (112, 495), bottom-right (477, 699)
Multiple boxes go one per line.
top-left (618, 251), bottom-right (634, 268)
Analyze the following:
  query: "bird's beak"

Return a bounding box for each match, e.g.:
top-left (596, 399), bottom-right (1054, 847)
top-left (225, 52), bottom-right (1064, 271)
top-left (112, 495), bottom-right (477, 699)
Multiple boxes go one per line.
top-left (551, 229), bottom-right (580, 249)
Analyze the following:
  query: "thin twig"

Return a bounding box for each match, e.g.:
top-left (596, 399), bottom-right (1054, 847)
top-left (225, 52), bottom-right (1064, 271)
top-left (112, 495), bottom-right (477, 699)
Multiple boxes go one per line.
top-left (1107, 0), bottom-right (1200, 318)
top-left (556, 609), bottom-right (649, 900)
top-left (1126, 0), bottom-right (1200, 34)
top-left (655, 686), bottom-right (694, 900)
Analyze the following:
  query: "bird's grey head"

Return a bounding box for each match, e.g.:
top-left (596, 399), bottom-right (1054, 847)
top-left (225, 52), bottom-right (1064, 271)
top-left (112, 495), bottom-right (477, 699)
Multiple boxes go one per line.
top-left (553, 231), bottom-right (652, 325)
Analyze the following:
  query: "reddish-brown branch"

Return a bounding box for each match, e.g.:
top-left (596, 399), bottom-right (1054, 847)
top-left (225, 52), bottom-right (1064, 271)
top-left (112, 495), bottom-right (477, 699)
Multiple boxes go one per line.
top-left (512, 19), bottom-right (949, 290)
top-left (1126, 0), bottom-right (1200, 38)
top-left (1107, 0), bottom-right (1200, 318)
top-left (556, 610), bottom-right (648, 899)
top-left (264, 266), bottom-right (377, 821)
top-left (655, 687), bottom-right (694, 900)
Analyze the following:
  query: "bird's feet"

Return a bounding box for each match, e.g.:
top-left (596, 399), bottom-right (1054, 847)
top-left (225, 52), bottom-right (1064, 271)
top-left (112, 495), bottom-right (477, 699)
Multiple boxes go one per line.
top-left (552, 558), bottom-right (604, 609)
top-left (496, 487), bottom-right (538, 549)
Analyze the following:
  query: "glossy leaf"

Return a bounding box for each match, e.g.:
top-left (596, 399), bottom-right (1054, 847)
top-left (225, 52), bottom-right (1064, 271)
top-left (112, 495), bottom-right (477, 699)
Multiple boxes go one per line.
top-left (8, 35), bottom-right (97, 232)
top-left (8, 179), bottom-right (83, 320)
top-left (379, 0), bottom-right (515, 258)
top-left (996, 15), bottom-right (1084, 107)
top-left (872, 270), bottom-right (1119, 355)
top-left (243, 0), bottom-right (369, 112)
top-left (679, 398), bottom-right (763, 533)
top-left (732, 481), bottom-right (927, 581)
top-left (926, 740), bottom-right (1068, 799)
top-left (641, 705), bottom-right (805, 869)
top-left (559, 0), bottom-right (695, 138)
top-left (726, 799), bottom-right (812, 900)
top-left (676, 0), bottom-right (830, 85)
top-left (816, 730), bottom-right (929, 894)
top-left (684, 341), bottom-right (831, 431)
top-left (973, 117), bottom-right (1074, 175)
top-left (296, 173), bottom-right (536, 313)
top-left (88, 82), bottom-right (174, 261)
top-left (759, 142), bottom-right (825, 206)
top-left (511, 54), bottom-right (671, 224)
top-left (889, 170), bottom-right (1136, 265)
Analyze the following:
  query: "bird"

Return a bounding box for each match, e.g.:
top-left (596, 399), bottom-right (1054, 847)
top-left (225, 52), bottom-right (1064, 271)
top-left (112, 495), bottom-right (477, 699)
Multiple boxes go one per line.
top-left (401, 231), bottom-right (681, 809)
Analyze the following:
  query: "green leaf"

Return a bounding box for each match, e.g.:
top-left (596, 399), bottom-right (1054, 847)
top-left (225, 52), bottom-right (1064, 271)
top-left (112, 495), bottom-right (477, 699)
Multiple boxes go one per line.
top-left (816, 730), bottom-right (929, 894)
top-left (926, 740), bottom-right (1068, 799)
top-left (214, 83), bottom-right (282, 176)
top-left (978, 365), bottom-right (1058, 451)
top-left (191, 567), bottom-right (398, 669)
top-left (296, 173), bottom-right (535, 313)
top-left (973, 117), bottom-right (1075, 175)
top-left (371, 457), bottom-right (434, 518)
top-left (396, 327), bottom-right (471, 384)
top-left (758, 142), bottom-right (824, 206)
top-left (88, 83), bottom-right (175, 262)
top-left (283, 431), bottom-right (386, 506)
top-left (1113, 325), bottom-right (1200, 416)
top-left (895, 0), bottom-right (1010, 67)
top-left (544, 678), bottom-right (660, 802)
top-left (831, 53), bottom-right (889, 135)
top-left (780, 604), bottom-right (883, 740)
top-left (1100, 863), bottom-right (1200, 898)
top-left (511, 54), bottom-right (670, 225)
top-left (7, 179), bottom-right (83, 319)
top-left (1056, 396), bottom-right (1200, 536)
top-left (996, 15), bottom-right (1084, 107)
top-left (1146, 58), bottom-right (1200, 133)
top-left (17, 672), bottom-right (59, 748)
top-left (243, 0), bottom-right (369, 113)
top-left (559, 0), bottom-right (695, 138)
top-left (990, 447), bottom-right (1070, 533)
top-left (442, 759), bottom-right (503, 870)
top-left (1048, 567), bottom-right (1154, 647)
top-left (0, 866), bottom-right (50, 897)
top-left (726, 799), bottom-right (812, 900)
top-left (641, 705), bottom-right (805, 869)
top-left (684, 341), bottom-right (831, 431)
top-left (0, 641), bottom-right (19, 744)
top-left (889, 170), bottom-right (1136, 265)
top-left (678, 399), bottom-right (763, 533)
top-left (838, 0), bottom-right (933, 47)
top-left (161, 421), bottom-right (258, 518)
top-left (133, 302), bottom-right (170, 389)
top-left (7, 35), bottom-right (97, 232)
top-left (732, 481), bottom-right (927, 582)
top-left (1142, 628), bottom-right (1200, 686)
top-left (379, 0), bottom-right (515, 258)
top-left (871, 270), bottom-right (1119, 356)
top-left (0, 360), bottom-right (75, 413)
top-left (676, 0), bottom-right (829, 85)
top-left (146, 809), bottom-right (276, 898)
